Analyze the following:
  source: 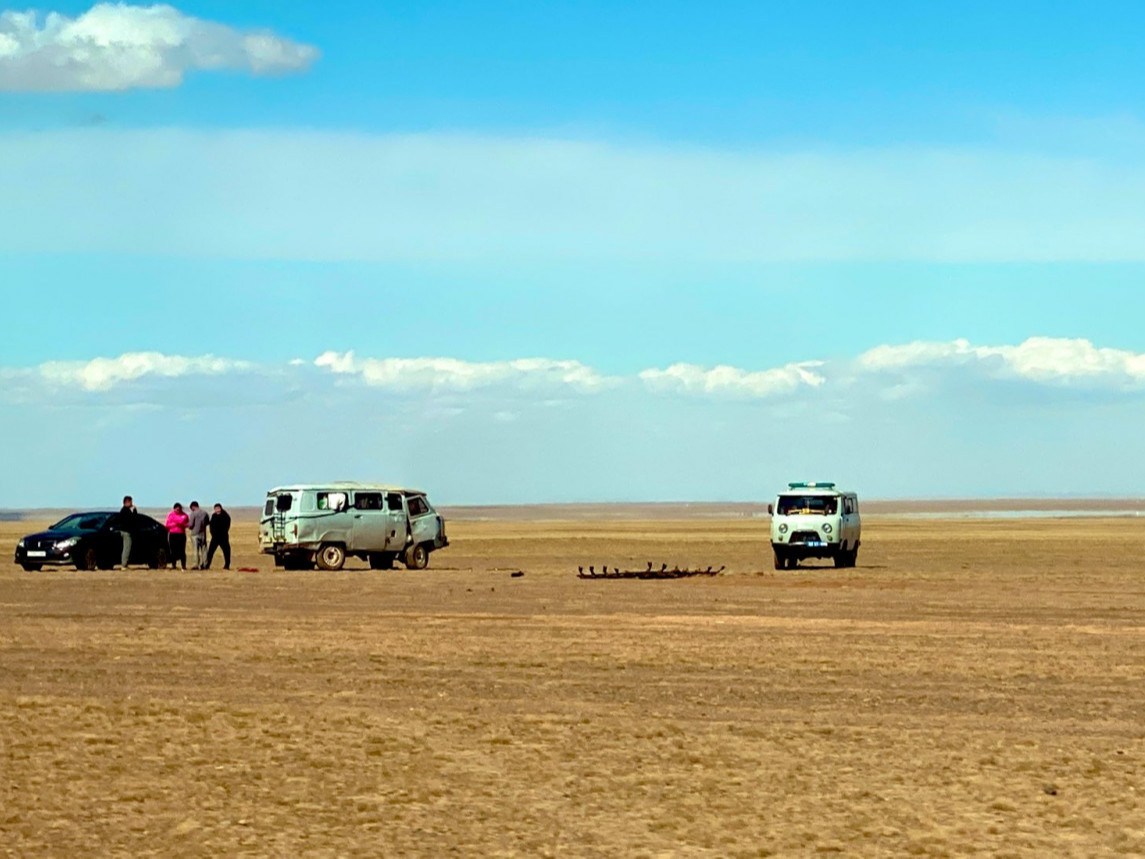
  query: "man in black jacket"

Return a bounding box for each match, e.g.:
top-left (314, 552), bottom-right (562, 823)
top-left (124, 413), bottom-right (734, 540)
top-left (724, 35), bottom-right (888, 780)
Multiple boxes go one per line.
top-left (206, 503), bottom-right (231, 570)
top-left (113, 495), bottom-right (138, 569)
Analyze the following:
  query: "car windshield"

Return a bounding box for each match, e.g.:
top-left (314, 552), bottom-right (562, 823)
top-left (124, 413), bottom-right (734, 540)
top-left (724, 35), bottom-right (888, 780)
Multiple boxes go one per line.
top-left (49, 512), bottom-right (113, 532)
top-left (777, 496), bottom-right (838, 516)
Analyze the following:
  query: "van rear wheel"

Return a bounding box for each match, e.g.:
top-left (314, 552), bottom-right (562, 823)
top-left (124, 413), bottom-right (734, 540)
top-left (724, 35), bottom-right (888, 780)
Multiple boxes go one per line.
top-left (316, 544), bottom-right (346, 571)
top-left (773, 550), bottom-right (785, 570)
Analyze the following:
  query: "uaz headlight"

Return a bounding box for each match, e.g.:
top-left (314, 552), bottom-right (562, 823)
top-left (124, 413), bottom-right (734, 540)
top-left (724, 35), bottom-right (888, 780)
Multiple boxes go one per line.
top-left (778, 523), bottom-right (788, 534)
top-left (822, 523), bottom-right (833, 534)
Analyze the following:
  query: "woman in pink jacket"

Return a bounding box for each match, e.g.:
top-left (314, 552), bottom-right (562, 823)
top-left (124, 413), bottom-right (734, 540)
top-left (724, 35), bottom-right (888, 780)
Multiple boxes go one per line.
top-left (165, 502), bottom-right (190, 570)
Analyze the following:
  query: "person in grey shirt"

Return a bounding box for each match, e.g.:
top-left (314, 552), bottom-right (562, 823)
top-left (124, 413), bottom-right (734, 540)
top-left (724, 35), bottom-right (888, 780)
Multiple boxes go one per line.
top-left (187, 501), bottom-right (210, 570)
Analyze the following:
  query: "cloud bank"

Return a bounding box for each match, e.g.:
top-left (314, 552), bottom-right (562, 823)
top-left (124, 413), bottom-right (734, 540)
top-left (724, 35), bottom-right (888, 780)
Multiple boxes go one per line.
top-left (0, 4), bottom-right (318, 91)
top-left (315, 352), bottom-right (611, 393)
top-left (6, 338), bottom-right (1144, 401)
top-left (858, 337), bottom-right (1145, 388)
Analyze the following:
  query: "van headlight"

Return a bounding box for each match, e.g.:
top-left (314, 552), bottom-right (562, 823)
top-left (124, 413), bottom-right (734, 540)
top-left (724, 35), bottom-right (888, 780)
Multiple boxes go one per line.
top-left (822, 523), bottom-right (833, 534)
top-left (778, 523), bottom-right (788, 534)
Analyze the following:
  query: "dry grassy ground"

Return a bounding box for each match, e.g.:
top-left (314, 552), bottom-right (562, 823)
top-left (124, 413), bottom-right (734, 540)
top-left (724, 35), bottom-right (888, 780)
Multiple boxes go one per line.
top-left (2, 516), bottom-right (1144, 857)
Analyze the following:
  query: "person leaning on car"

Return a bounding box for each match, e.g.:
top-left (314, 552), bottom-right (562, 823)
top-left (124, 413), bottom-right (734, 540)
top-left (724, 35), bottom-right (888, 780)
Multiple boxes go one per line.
top-left (112, 495), bottom-right (138, 570)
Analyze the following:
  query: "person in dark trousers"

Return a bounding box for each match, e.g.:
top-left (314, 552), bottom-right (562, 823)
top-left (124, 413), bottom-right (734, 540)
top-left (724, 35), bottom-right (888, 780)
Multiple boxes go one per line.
top-left (113, 495), bottom-right (138, 569)
top-left (206, 503), bottom-right (232, 570)
top-left (165, 502), bottom-right (190, 570)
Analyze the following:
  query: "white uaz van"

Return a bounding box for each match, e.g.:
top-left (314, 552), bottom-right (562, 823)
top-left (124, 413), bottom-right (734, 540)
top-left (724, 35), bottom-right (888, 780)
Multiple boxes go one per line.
top-left (769, 482), bottom-right (860, 570)
top-left (259, 482), bottom-right (448, 571)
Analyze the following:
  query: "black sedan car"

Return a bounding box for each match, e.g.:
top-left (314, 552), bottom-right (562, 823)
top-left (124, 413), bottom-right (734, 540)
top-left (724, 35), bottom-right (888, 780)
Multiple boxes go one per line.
top-left (14, 511), bottom-right (169, 571)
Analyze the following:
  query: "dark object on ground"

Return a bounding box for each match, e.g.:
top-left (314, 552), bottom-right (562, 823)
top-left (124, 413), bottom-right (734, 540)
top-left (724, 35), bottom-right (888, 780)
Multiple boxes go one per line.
top-left (15, 511), bottom-right (169, 571)
top-left (238, 567), bottom-right (259, 572)
top-left (577, 563), bottom-right (725, 580)
top-left (510, 571), bottom-right (525, 578)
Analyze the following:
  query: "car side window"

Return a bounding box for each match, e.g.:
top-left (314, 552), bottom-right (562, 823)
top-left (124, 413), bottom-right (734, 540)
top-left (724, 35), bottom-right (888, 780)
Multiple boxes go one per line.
top-left (407, 496), bottom-right (428, 517)
top-left (386, 493), bottom-right (403, 512)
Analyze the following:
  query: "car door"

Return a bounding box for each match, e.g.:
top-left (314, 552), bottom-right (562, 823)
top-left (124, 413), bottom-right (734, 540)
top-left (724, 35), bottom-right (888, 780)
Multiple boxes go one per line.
top-left (350, 492), bottom-right (391, 552)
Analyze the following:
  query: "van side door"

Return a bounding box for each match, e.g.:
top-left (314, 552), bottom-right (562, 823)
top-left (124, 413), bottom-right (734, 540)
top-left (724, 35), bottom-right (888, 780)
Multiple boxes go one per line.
top-left (384, 492), bottom-right (409, 552)
top-left (350, 492), bottom-right (391, 552)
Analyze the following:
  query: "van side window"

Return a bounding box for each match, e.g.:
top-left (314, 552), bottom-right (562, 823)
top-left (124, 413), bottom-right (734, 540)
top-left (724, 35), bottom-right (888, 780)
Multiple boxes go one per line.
top-left (355, 492), bottom-right (383, 510)
top-left (407, 496), bottom-right (429, 517)
top-left (386, 493), bottom-right (404, 512)
top-left (317, 492), bottom-right (347, 512)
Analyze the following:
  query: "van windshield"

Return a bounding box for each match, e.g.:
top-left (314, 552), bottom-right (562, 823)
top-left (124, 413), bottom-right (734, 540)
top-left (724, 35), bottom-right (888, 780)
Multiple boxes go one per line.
top-left (777, 496), bottom-right (837, 516)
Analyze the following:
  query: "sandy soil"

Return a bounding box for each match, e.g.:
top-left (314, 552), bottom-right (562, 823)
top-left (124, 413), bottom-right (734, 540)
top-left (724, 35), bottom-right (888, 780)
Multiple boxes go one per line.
top-left (2, 517), bottom-right (1144, 856)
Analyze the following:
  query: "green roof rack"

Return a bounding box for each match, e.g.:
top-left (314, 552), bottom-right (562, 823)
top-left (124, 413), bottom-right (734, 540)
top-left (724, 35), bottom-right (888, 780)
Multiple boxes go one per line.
top-left (787, 481), bottom-right (836, 489)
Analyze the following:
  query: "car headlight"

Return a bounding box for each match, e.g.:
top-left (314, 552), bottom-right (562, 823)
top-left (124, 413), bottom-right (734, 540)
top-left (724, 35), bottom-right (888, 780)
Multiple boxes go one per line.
top-left (778, 523), bottom-right (788, 534)
top-left (17, 538), bottom-right (25, 548)
top-left (822, 523), bottom-right (833, 534)
top-left (56, 537), bottom-right (78, 550)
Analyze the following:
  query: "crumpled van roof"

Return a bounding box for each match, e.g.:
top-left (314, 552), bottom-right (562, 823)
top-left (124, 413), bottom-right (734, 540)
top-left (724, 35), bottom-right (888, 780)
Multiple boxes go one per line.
top-left (268, 482), bottom-right (426, 495)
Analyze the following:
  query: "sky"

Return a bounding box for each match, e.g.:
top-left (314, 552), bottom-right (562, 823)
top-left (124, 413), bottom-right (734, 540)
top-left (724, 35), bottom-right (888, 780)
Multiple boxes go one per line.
top-left (2, 1), bottom-right (1145, 506)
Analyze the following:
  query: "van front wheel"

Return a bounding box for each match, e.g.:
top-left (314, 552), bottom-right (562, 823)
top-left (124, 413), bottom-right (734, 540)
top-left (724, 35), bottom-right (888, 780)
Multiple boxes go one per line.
top-left (404, 544), bottom-right (429, 570)
top-left (316, 544), bottom-right (346, 571)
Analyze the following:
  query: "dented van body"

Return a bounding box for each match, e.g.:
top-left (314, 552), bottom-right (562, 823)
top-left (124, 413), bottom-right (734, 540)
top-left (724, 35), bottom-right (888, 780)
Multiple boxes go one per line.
top-left (259, 482), bottom-right (448, 571)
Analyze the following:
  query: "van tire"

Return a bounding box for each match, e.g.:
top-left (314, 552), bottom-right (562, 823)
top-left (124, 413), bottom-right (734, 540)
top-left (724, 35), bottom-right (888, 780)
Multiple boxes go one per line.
top-left (773, 550), bottom-right (785, 570)
top-left (404, 544), bottom-right (429, 570)
top-left (316, 544), bottom-right (346, 571)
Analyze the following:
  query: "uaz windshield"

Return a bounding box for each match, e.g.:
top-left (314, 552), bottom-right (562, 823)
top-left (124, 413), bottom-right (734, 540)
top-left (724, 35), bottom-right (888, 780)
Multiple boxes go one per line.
top-left (49, 512), bottom-right (113, 532)
top-left (777, 496), bottom-right (838, 516)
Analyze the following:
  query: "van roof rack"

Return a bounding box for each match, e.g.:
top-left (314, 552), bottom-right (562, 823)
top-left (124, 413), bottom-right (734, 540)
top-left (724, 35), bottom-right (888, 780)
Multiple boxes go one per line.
top-left (787, 481), bottom-right (836, 489)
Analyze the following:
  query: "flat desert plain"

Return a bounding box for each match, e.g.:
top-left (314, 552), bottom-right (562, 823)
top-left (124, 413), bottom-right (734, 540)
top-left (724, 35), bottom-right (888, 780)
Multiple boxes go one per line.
top-left (2, 515), bottom-right (1144, 856)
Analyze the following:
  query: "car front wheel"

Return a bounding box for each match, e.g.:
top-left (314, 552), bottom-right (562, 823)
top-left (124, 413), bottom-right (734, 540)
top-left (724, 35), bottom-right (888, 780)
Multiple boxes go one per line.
top-left (403, 544), bottom-right (429, 570)
top-left (20, 563), bottom-right (42, 572)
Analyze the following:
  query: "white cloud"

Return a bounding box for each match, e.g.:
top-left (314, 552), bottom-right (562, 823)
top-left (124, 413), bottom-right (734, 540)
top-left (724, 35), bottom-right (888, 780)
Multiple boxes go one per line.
top-left (5, 338), bottom-right (1145, 405)
top-left (857, 337), bottom-right (1145, 388)
top-left (639, 362), bottom-right (826, 398)
top-left (8, 130), bottom-right (1145, 262)
top-left (0, 4), bottom-right (318, 92)
top-left (37, 351), bottom-right (252, 391)
top-left (314, 351), bottom-right (612, 393)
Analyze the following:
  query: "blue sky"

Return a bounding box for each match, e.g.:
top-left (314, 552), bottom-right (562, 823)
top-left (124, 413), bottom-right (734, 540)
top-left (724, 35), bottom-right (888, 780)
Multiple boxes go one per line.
top-left (3, 1), bottom-right (1145, 506)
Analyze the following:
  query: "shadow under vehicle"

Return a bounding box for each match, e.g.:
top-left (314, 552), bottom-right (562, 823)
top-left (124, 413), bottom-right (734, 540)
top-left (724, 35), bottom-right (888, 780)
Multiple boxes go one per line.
top-left (259, 482), bottom-right (449, 571)
top-left (14, 511), bottom-right (169, 571)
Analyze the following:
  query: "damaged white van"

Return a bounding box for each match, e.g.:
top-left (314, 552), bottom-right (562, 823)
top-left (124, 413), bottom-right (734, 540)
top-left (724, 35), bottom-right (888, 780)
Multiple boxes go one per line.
top-left (259, 482), bottom-right (449, 571)
top-left (769, 482), bottom-right (860, 570)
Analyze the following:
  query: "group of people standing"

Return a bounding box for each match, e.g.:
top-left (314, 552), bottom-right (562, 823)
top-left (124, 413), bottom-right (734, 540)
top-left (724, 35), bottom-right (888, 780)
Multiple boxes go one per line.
top-left (163, 500), bottom-right (232, 570)
top-left (114, 496), bottom-right (232, 570)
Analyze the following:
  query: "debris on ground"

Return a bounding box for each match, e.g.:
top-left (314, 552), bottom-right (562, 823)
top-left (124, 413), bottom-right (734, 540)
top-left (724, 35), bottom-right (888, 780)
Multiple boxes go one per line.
top-left (577, 562), bottom-right (725, 580)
